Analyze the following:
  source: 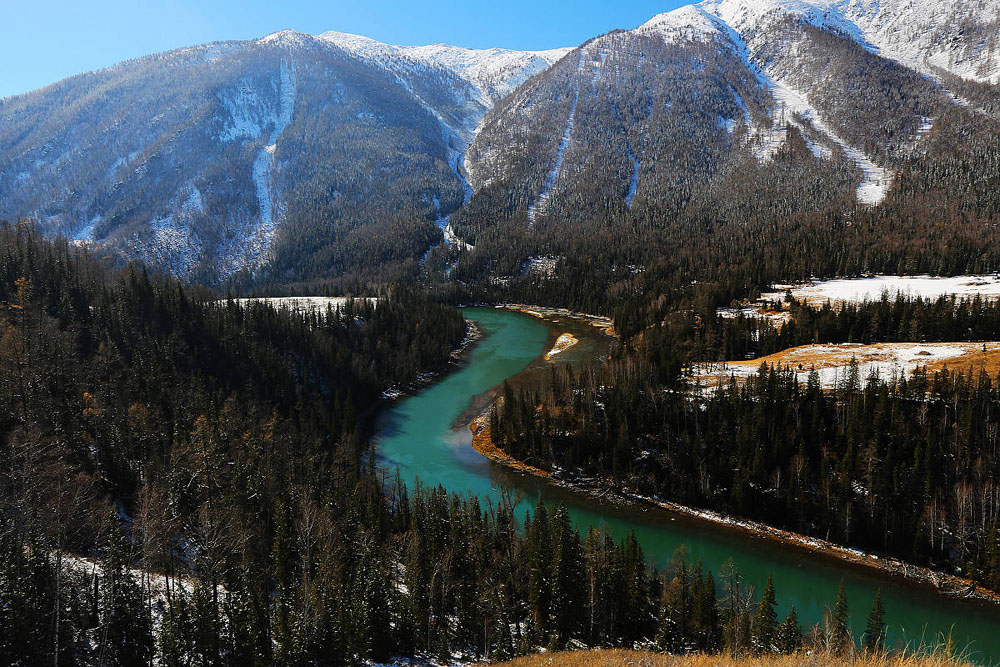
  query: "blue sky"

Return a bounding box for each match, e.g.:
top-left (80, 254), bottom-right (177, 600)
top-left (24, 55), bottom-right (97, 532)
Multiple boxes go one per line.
top-left (1, 0), bottom-right (688, 98)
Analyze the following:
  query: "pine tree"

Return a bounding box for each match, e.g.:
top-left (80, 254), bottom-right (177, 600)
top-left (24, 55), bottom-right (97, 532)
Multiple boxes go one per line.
top-left (863, 588), bottom-right (886, 654)
top-left (778, 606), bottom-right (802, 654)
top-left (751, 575), bottom-right (778, 654)
top-left (526, 502), bottom-right (552, 640)
top-left (829, 579), bottom-right (852, 655)
top-left (695, 568), bottom-right (720, 652)
top-left (550, 504), bottom-right (584, 647)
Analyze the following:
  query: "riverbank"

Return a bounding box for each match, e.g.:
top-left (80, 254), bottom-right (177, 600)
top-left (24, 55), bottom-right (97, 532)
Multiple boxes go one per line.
top-left (471, 414), bottom-right (551, 478)
top-left (469, 407), bottom-right (1000, 607)
top-left (379, 318), bottom-right (481, 401)
top-left (502, 304), bottom-right (618, 338)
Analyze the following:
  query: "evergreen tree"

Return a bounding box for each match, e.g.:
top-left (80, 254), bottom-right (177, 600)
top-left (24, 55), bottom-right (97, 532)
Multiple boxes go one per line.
top-left (863, 588), bottom-right (886, 654)
top-left (778, 606), bottom-right (802, 654)
top-left (751, 575), bottom-right (778, 654)
top-left (693, 567), bottom-right (720, 652)
top-left (829, 580), bottom-right (852, 655)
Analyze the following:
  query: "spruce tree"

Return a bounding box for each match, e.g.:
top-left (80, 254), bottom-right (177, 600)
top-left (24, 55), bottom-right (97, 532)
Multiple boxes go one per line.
top-left (830, 580), bottom-right (851, 655)
top-left (697, 570), bottom-right (720, 652)
top-left (863, 588), bottom-right (886, 654)
top-left (752, 575), bottom-right (778, 654)
top-left (778, 606), bottom-right (802, 654)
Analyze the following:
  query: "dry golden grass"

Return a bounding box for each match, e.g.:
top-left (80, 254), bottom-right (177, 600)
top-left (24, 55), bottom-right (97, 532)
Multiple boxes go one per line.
top-left (693, 342), bottom-right (1000, 389)
top-left (488, 648), bottom-right (972, 667)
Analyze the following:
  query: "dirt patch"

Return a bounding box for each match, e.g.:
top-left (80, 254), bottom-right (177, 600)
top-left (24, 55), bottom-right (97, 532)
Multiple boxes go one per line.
top-left (470, 413), bottom-right (551, 478)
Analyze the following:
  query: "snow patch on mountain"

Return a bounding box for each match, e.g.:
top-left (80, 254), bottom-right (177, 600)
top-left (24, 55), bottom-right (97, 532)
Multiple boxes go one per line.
top-left (637, 5), bottom-right (734, 46)
top-left (760, 71), bottom-right (890, 204)
top-left (835, 0), bottom-right (1000, 85)
top-left (626, 145), bottom-right (640, 208)
top-left (319, 31), bottom-right (570, 108)
top-left (74, 215), bottom-right (100, 243)
top-left (649, 1), bottom-right (894, 204)
top-left (220, 60), bottom-right (297, 277)
top-left (218, 83), bottom-right (273, 143)
top-left (258, 29), bottom-right (314, 48)
top-left (145, 214), bottom-right (201, 279)
top-left (527, 50), bottom-right (587, 223)
top-left (688, 0), bottom-right (1000, 86)
top-left (401, 42), bottom-right (573, 105)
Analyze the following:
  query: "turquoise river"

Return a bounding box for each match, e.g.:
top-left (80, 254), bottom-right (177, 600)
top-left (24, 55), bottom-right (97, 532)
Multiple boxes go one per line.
top-left (374, 307), bottom-right (1000, 663)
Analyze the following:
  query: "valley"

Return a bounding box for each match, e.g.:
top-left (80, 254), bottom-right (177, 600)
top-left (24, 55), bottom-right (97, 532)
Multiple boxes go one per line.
top-left (3, 0), bottom-right (1000, 663)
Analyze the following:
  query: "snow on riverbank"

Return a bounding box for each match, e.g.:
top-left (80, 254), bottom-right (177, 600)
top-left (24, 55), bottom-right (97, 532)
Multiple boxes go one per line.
top-left (545, 333), bottom-right (579, 360)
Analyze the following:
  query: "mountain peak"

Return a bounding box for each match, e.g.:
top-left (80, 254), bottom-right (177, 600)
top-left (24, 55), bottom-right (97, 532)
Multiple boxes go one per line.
top-left (258, 29), bottom-right (314, 47)
top-left (636, 5), bottom-right (731, 45)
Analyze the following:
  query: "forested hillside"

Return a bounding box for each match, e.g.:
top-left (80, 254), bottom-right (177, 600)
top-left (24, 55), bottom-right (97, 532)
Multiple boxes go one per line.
top-left (0, 223), bottom-right (899, 665)
top-left (0, 31), bottom-right (563, 287)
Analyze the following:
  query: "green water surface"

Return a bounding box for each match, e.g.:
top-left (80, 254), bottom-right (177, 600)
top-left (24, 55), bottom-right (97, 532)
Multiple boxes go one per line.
top-left (375, 307), bottom-right (1000, 663)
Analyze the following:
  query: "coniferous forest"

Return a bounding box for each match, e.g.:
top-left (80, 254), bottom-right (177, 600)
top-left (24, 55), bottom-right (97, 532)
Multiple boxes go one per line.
top-left (3, 0), bottom-right (1000, 663)
top-left (0, 223), bottom-right (893, 664)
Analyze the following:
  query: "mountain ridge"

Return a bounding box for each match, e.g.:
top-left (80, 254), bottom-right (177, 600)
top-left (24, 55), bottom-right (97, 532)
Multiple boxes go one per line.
top-left (1, 1), bottom-right (997, 287)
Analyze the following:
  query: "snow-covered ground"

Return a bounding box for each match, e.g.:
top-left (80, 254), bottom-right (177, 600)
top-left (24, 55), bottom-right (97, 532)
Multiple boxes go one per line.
top-left (764, 275), bottom-right (1000, 305)
top-left (319, 31), bottom-right (570, 108)
top-left (545, 333), bottom-right (579, 360)
top-left (522, 255), bottom-right (562, 277)
top-left (229, 296), bottom-right (379, 316)
top-left (638, 5), bottom-right (732, 44)
top-left (625, 145), bottom-right (640, 208)
top-left (214, 61), bottom-right (297, 277)
top-left (692, 0), bottom-right (1000, 86)
top-left (695, 341), bottom-right (1000, 389)
top-left (718, 275), bottom-right (1000, 326)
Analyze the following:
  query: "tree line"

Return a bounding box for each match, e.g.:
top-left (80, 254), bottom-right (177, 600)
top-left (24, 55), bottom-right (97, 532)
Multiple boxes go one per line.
top-left (493, 355), bottom-right (1000, 592)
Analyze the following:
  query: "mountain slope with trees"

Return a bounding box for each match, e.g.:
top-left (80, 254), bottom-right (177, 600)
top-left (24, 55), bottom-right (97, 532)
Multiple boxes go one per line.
top-left (0, 31), bottom-right (565, 286)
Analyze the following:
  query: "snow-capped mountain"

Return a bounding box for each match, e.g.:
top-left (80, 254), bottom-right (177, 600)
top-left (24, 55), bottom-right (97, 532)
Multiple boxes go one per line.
top-left (319, 32), bottom-right (571, 110)
top-left (0, 29), bottom-right (567, 283)
top-left (460, 0), bottom-right (997, 237)
top-left (1, 0), bottom-right (997, 287)
top-left (693, 0), bottom-right (1000, 85)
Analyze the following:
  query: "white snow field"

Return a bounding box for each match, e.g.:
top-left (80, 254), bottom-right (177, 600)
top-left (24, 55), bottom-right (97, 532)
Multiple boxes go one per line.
top-left (762, 275), bottom-right (1000, 305)
top-left (229, 296), bottom-right (379, 316)
top-left (718, 276), bottom-right (1000, 326)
